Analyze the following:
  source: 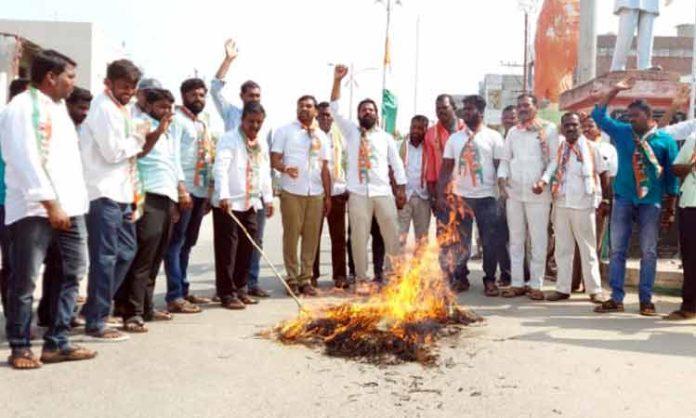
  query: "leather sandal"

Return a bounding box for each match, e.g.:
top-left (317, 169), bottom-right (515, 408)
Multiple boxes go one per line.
top-left (41, 345), bottom-right (97, 363)
top-left (501, 287), bottom-right (527, 298)
top-left (8, 349), bottom-right (42, 370)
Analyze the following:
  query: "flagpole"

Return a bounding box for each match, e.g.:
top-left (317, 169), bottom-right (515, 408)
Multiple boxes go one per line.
top-left (381, 0), bottom-right (393, 129)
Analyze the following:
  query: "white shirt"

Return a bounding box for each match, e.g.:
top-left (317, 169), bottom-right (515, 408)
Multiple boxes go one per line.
top-left (551, 137), bottom-right (607, 210)
top-left (214, 128), bottom-right (273, 211)
top-left (614, 0), bottom-right (659, 15)
top-left (402, 139), bottom-right (428, 200)
top-left (330, 101), bottom-right (407, 197)
top-left (81, 92), bottom-right (147, 203)
top-left (0, 88), bottom-right (89, 225)
top-left (444, 126), bottom-right (504, 199)
top-left (498, 121), bottom-right (560, 203)
top-left (662, 119), bottom-right (696, 142)
top-left (271, 121), bottom-right (331, 196)
top-left (595, 137), bottom-right (619, 177)
top-left (326, 125), bottom-right (347, 196)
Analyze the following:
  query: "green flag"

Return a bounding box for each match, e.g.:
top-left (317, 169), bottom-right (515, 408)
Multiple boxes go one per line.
top-left (382, 89), bottom-right (398, 135)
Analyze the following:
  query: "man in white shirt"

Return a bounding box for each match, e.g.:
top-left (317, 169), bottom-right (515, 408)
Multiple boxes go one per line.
top-left (115, 89), bottom-right (188, 331)
top-left (498, 93), bottom-right (560, 300)
top-left (163, 78), bottom-right (215, 312)
top-left (271, 95), bottom-right (332, 296)
top-left (437, 95), bottom-right (507, 296)
top-left (210, 39), bottom-right (271, 298)
top-left (312, 102), bottom-right (350, 289)
top-left (80, 60), bottom-right (160, 338)
top-left (398, 115), bottom-right (431, 250)
top-left (539, 113), bottom-right (609, 303)
top-left (213, 102), bottom-right (274, 309)
top-left (331, 65), bottom-right (407, 294)
top-left (1, 50), bottom-right (96, 369)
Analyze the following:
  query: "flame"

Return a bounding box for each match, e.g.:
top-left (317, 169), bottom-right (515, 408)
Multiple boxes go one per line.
top-left (271, 200), bottom-right (482, 364)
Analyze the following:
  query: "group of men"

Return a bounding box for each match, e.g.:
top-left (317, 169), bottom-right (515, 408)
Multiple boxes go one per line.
top-left (1, 39), bottom-right (696, 371)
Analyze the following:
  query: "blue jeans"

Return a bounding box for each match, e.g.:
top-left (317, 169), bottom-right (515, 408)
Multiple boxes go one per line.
top-left (462, 197), bottom-right (509, 284)
top-left (82, 198), bottom-right (137, 332)
top-left (247, 205), bottom-right (266, 289)
top-left (5, 216), bottom-right (87, 351)
top-left (165, 196), bottom-right (208, 302)
top-left (609, 197), bottom-right (661, 303)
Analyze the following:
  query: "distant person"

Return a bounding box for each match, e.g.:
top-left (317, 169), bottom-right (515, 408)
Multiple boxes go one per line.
top-left (1, 50), bottom-right (96, 369)
top-left (591, 78), bottom-right (678, 316)
top-left (397, 115), bottom-right (431, 251)
top-left (66, 86), bottom-right (92, 127)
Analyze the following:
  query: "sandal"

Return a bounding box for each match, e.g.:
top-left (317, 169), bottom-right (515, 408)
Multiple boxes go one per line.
top-left (41, 345), bottom-right (97, 363)
top-left (221, 297), bottom-right (246, 310)
top-left (484, 282), bottom-right (500, 297)
top-left (527, 289), bottom-right (545, 301)
top-left (185, 294), bottom-right (212, 304)
top-left (150, 310), bottom-right (173, 321)
top-left (237, 293), bottom-right (259, 305)
top-left (123, 318), bottom-right (148, 333)
top-left (85, 327), bottom-right (130, 342)
top-left (8, 349), bottom-right (42, 370)
top-left (167, 299), bottom-right (202, 314)
top-left (501, 287), bottom-right (527, 298)
top-left (664, 310), bottom-right (696, 321)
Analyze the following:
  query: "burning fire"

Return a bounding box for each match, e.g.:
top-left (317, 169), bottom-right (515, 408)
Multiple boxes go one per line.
top-left (269, 232), bottom-right (482, 365)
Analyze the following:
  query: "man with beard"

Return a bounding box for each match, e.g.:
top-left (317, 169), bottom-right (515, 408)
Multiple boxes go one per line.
top-left (163, 79), bottom-right (215, 314)
top-left (592, 78), bottom-right (679, 316)
top-left (211, 38), bottom-right (270, 298)
top-left (539, 112), bottom-right (609, 304)
top-left (213, 102), bottom-right (273, 309)
top-left (424, 94), bottom-right (466, 290)
top-left (80, 60), bottom-right (157, 338)
top-left (116, 88), bottom-right (184, 331)
top-left (1, 50), bottom-right (95, 368)
top-left (437, 95), bottom-right (507, 296)
top-left (331, 65), bottom-right (407, 294)
top-left (398, 115), bottom-right (431, 250)
top-left (498, 93), bottom-right (560, 301)
top-left (312, 102), bottom-right (350, 289)
top-left (271, 95), bottom-right (332, 296)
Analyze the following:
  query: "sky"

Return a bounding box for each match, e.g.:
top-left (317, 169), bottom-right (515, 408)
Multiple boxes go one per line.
top-left (2, 0), bottom-right (695, 131)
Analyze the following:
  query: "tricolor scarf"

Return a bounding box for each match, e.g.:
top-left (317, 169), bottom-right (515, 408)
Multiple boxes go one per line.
top-left (517, 118), bottom-right (550, 164)
top-left (29, 87), bottom-right (55, 194)
top-left (631, 126), bottom-right (662, 199)
top-left (106, 88), bottom-right (144, 221)
top-left (177, 106), bottom-right (213, 188)
top-left (358, 127), bottom-right (373, 184)
top-left (458, 126), bottom-right (484, 187)
top-left (399, 136), bottom-right (426, 188)
top-left (302, 120), bottom-right (323, 172)
top-left (550, 136), bottom-right (596, 198)
top-left (329, 124), bottom-right (346, 182)
top-left (240, 128), bottom-right (262, 209)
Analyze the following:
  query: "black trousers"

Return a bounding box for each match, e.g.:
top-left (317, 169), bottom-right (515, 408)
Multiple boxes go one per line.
top-left (679, 207), bottom-right (696, 312)
top-left (115, 193), bottom-right (174, 321)
top-left (213, 207), bottom-right (257, 301)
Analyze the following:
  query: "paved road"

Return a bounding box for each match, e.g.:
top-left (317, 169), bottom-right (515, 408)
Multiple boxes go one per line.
top-left (1, 208), bottom-right (694, 418)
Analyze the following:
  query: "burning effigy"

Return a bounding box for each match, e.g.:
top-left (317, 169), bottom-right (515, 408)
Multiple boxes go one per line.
top-left (267, 241), bottom-right (483, 366)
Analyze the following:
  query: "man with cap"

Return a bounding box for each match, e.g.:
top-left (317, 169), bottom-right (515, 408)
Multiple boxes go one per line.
top-left (131, 78), bottom-right (162, 119)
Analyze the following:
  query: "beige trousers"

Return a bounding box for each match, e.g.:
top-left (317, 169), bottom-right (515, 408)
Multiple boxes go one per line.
top-left (280, 191), bottom-right (324, 286)
top-left (554, 206), bottom-right (602, 295)
top-left (398, 195), bottom-right (432, 248)
top-left (348, 193), bottom-right (401, 281)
